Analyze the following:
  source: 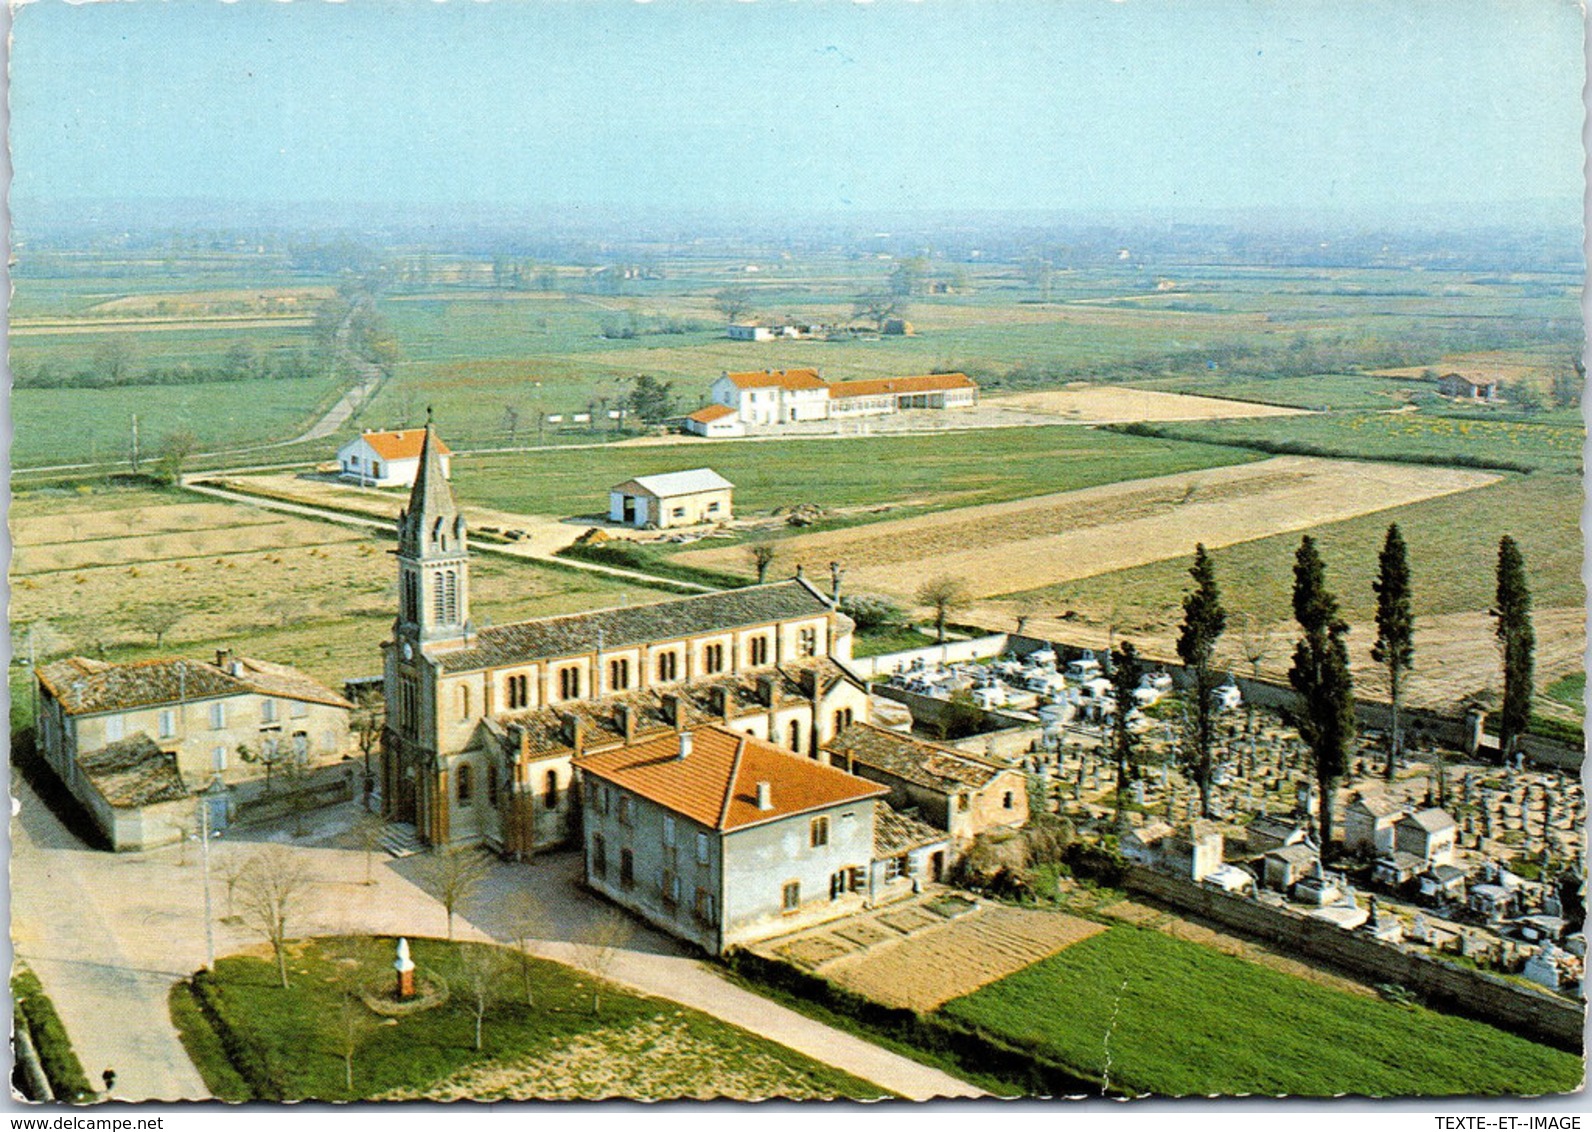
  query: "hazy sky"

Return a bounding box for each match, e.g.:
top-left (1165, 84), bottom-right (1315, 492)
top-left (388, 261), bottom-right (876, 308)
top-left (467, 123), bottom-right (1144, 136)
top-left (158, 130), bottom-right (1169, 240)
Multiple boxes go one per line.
top-left (10, 0), bottom-right (1586, 219)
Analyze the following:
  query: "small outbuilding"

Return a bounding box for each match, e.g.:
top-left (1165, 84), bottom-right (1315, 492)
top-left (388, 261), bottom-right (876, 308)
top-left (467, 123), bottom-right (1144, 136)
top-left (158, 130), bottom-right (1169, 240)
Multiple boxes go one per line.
top-left (1344, 792), bottom-right (1402, 856)
top-left (337, 429), bottom-right (452, 487)
top-left (683, 404), bottom-right (746, 439)
top-left (1437, 373), bottom-right (1498, 402)
top-left (608, 468), bottom-right (735, 529)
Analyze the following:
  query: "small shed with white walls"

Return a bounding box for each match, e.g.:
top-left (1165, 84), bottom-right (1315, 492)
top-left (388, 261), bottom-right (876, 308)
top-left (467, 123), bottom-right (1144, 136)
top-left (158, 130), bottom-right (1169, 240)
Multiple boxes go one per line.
top-left (609, 468), bottom-right (735, 529)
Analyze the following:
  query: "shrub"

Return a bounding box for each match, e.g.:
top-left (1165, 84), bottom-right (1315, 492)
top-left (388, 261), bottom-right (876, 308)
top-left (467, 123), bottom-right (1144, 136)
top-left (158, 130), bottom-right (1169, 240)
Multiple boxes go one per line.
top-left (838, 594), bottom-right (904, 632)
top-left (12, 968), bottom-right (92, 1102)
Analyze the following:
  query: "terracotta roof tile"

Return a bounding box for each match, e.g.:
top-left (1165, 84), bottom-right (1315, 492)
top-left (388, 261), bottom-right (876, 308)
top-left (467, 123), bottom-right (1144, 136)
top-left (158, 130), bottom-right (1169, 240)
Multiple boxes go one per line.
top-left (825, 722), bottom-right (1005, 793)
top-left (874, 802), bottom-right (948, 857)
top-left (828, 372), bottom-right (976, 399)
top-left (77, 735), bottom-right (190, 808)
top-left (38, 655), bottom-right (351, 716)
top-left (688, 404), bottom-right (737, 423)
top-left (360, 429), bottom-right (452, 461)
top-left (577, 725), bottom-right (885, 831)
top-left (722, 368), bottom-right (827, 391)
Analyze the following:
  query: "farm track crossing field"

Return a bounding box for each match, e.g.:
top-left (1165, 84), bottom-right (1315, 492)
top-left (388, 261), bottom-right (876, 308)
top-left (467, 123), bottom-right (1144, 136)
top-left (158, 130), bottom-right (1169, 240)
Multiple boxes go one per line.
top-left (986, 386), bottom-right (1307, 421)
top-left (940, 927), bottom-right (1582, 1097)
top-left (672, 456), bottom-right (1499, 601)
top-left (816, 906), bottom-right (1106, 1012)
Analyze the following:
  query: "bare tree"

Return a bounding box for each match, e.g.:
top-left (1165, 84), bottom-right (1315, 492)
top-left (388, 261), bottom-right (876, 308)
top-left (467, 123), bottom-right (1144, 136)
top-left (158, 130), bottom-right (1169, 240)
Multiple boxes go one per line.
top-left (503, 889), bottom-right (548, 1007)
top-left (576, 907), bottom-right (634, 1015)
top-left (349, 689), bottom-right (385, 801)
top-left (915, 575), bottom-right (970, 644)
top-left (454, 944), bottom-right (510, 1051)
top-left (712, 286), bottom-right (756, 324)
top-left (1238, 612), bottom-right (1275, 775)
top-left (420, 846), bottom-right (494, 940)
top-left (216, 845), bottom-right (254, 919)
top-left (155, 430), bottom-right (200, 486)
top-left (501, 404), bottom-right (521, 446)
top-left (236, 846), bottom-right (315, 988)
top-left (132, 602), bottom-right (186, 650)
top-left (321, 935), bottom-right (379, 1093)
top-left (352, 811), bottom-right (386, 886)
top-left (747, 543), bottom-right (777, 585)
top-left (852, 289), bottom-right (902, 332)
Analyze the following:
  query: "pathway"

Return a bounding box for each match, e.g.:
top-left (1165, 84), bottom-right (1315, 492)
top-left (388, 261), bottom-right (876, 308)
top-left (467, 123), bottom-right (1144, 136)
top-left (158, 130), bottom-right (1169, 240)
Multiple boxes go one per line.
top-left (9, 787), bottom-right (979, 1101)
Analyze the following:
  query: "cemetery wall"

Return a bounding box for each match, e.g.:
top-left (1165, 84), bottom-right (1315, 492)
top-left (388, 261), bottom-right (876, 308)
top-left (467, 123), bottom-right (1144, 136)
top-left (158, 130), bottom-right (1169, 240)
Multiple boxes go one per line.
top-left (847, 634), bottom-right (1010, 679)
top-left (1123, 866), bottom-right (1584, 1052)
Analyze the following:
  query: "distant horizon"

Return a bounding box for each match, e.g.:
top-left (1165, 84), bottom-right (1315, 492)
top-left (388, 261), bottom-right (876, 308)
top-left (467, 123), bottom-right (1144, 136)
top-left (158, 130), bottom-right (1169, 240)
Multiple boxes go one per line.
top-left (11, 1), bottom-right (1584, 224)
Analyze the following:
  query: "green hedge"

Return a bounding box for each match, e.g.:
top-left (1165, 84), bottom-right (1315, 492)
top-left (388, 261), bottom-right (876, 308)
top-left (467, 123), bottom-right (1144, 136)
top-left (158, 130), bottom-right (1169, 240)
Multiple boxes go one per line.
top-left (12, 968), bottom-right (92, 1102)
top-left (1527, 714), bottom-right (1585, 749)
top-left (722, 950), bottom-right (1114, 1097)
top-left (187, 969), bottom-right (285, 1101)
top-left (555, 541), bottom-right (746, 589)
top-left (1101, 422), bottom-right (1538, 475)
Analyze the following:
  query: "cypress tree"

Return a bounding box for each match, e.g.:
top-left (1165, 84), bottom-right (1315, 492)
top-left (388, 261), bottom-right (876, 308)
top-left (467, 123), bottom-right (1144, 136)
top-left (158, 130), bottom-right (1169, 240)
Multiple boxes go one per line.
top-left (1109, 640), bottom-right (1145, 829)
top-left (1492, 535), bottom-right (1535, 758)
top-left (1370, 524), bottom-right (1415, 781)
top-left (1287, 536), bottom-right (1356, 856)
top-left (1175, 544), bottom-right (1227, 817)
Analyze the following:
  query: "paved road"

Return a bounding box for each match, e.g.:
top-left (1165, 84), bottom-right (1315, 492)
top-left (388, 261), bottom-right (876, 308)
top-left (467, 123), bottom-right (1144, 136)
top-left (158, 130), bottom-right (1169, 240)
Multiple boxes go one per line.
top-left (10, 787), bottom-right (979, 1101)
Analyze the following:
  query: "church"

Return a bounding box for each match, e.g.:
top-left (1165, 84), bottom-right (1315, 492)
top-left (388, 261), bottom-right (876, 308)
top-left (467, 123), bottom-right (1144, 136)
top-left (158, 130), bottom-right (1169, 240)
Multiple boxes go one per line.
top-left (380, 423), bottom-right (874, 856)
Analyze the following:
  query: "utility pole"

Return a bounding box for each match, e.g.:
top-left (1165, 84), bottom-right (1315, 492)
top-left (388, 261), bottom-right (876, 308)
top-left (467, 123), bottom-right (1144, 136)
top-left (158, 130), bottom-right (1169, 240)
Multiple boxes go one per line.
top-left (130, 415), bottom-right (141, 474)
top-left (199, 796), bottom-right (216, 971)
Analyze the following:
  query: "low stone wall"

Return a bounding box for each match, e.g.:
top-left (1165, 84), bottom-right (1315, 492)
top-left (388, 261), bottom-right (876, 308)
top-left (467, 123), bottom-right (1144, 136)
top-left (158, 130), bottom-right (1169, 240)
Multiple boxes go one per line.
top-left (871, 684), bottom-right (1031, 738)
top-left (1122, 865), bottom-right (1584, 1052)
top-left (848, 633), bottom-right (1011, 680)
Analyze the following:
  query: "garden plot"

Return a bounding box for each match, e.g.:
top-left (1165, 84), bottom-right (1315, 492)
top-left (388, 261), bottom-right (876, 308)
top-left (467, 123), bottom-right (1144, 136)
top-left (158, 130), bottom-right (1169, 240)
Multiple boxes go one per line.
top-left (674, 456), bottom-right (1499, 602)
top-left (821, 905), bottom-right (1106, 1012)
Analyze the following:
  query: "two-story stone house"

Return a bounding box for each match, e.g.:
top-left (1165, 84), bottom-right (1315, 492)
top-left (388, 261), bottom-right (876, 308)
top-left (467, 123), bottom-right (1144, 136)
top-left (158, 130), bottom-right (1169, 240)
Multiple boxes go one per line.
top-left (35, 651), bottom-right (353, 849)
top-left (578, 725), bottom-right (888, 952)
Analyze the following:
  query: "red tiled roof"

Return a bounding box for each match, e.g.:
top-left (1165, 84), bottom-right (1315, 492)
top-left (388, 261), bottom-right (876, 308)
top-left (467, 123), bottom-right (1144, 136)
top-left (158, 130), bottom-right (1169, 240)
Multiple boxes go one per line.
top-left (577, 725), bottom-right (885, 832)
top-left (722, 368), bottom-right (827, 391)
top-left (827, 372), bottom-right (976, 399)
top-left (360, 429), bottom-right (453, 460)
top-left (688, 404), bottom-right (737, 423)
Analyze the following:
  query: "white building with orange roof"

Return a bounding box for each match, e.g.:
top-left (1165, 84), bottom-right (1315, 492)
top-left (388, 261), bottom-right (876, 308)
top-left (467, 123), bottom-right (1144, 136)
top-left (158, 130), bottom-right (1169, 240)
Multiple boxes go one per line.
top-left (827, 372), bottom-right (978, 416)
top-left (578, 725), bottom-right (888, 952)
top-left (337, 428), bottom-right (453, 487)
top-left (709, 367), bottom-right (831, 426)
top-left (683, 403), bottom-right (746, 438)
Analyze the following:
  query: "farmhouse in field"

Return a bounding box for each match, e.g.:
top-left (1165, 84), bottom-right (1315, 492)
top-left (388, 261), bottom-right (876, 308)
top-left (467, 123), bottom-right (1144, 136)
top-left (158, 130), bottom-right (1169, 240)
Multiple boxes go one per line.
top-left (683, 404), bottom-right (745, 438)
top-left (34, 651), bottom-right (354, 850)
top-left (1437, 373), bottom-right (1499, 402)
top-left (338, 428), bottom-right (453, 487)
top-left (709, 368), bottom-right (832, 426)
top-left (608, 468), bottom-right (734, 529)
top-left (704, 368), bottom-right (979, 428)
top-left (381, 426), bottom-right (872, 856)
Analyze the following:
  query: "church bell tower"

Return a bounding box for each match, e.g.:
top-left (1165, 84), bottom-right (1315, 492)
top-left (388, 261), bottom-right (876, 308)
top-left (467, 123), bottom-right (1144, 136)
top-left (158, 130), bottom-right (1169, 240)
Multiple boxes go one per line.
top-left (395, 418), bottom-right (470, 647)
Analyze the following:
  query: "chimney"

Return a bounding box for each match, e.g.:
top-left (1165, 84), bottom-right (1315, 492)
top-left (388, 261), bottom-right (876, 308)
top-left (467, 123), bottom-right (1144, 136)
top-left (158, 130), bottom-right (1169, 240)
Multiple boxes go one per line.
top-left (678, 732), bottom-right (693, 760)
top-left (829, 561), bottom-right (844, 604)
top-left (711, 685), bottom-right (733, 723)
top-left (560, 712), bottom-right (585, 756)
top-left (616, 702), bottom-right (637, 745)
top-left (661, 692), bottom-right (685, 730)
top-left (755, 781), bottom-right (773, 811)
top-left (757, 673), bottom-right (780, 709)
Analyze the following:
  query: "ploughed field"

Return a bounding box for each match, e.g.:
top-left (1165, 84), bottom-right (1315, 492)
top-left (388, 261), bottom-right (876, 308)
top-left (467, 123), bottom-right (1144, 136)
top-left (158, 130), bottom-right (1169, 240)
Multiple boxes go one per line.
top-left (672, 455), bottom-right (1499, 601)
top-left (938, 927), bottom-right (1582, 1097)
top-left (984, 385), bottom-right (1306, 422)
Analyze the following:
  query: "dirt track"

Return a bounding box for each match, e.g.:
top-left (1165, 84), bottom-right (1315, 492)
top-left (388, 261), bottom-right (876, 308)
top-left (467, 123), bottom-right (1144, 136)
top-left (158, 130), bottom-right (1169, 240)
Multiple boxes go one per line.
top-left (986, 386), bottom-right (1306, 422)
top-left (675, 456), bottom-right (1500, 601)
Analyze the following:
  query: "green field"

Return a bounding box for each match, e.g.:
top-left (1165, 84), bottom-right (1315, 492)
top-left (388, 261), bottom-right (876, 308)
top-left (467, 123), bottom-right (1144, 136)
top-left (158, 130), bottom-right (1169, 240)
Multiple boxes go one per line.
top-left (941, 928), bottom-right (1581, 1096)
top-left (11, 374), bottom-right (345, 469)
top-left (452, 426), bottom-right (1262, 520)
top-left (1012, 473), bottom-right (1583, 628)
top-left (1545, 672), bottom-right (1586, 716)
top-left (173, 938), bottom-right (887, 1102)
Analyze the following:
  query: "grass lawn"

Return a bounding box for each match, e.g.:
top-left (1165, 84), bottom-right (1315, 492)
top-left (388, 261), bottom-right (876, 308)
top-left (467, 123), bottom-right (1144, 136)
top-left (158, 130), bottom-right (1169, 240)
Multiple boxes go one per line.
top-left (940, 927), bottom-right (1582, 1097)
top-left (851, 625), bottom-right (942, 657)
top-left (453, 426), bottom-right (1262, 520)
top-left (1006, 473), bottom-right (1584, 630)
top-left (1545, 672), bottom-right (1585, 716)
top-left (173, 938), bottom-right (889, 1101)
